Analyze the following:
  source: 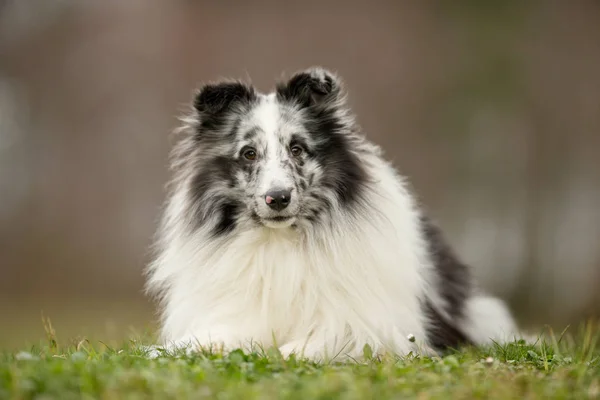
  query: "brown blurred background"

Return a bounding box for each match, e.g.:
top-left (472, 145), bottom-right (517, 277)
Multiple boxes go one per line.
top-left (1, 1), bottom-right (599, 348)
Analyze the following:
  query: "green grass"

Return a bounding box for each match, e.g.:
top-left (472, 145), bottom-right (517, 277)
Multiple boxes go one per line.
top-left (1, 322), bottom-right (599, 399)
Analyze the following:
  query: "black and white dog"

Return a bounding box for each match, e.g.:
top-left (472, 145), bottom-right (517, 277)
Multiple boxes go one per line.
top-left (145, 67), bottom-right (523, 360)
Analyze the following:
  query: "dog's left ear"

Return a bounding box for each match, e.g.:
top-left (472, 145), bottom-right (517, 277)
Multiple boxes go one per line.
top-left (276, 67), bottom-right (344, 109)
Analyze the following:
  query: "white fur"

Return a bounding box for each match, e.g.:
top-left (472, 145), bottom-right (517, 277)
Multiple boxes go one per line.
top-left (252, 96), bottom-right (296, 204)
top-left (461, 295), bottom-right (522, 345)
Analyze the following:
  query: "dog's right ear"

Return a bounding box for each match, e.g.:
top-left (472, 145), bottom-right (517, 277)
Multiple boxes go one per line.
top-left (193, 81), bottom-right (256, 117)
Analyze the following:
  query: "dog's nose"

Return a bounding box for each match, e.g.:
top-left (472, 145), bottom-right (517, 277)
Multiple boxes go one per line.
top-left (265, 189), bottom-right (292, 211)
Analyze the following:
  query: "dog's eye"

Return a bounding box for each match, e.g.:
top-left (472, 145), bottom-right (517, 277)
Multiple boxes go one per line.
top-left (290, 145), bottom-right (303, 157)
top-left (243, 149), bottom-right (257, 161)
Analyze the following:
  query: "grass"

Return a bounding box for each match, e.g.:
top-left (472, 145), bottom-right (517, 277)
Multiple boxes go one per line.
top-left (1, 321), bottom-right (599, 399)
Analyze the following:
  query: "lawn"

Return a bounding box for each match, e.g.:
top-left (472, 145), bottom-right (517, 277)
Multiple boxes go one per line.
top-left (1, 322), bottom-right (599, 399)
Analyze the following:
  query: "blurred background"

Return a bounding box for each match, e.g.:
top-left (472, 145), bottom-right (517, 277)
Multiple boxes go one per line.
top-left (1, 0), bottom-right (599, 348)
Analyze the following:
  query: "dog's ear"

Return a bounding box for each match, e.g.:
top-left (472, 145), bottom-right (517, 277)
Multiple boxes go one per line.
top-left (276, 67), bottom-right (343, 109)
top-left (194, 81), bottom-right (256, 117)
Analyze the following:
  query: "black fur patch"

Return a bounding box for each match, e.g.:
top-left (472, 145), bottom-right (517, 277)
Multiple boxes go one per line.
top-left (190, 156), bottom-right (234, 198)
top-left (304, 108), bottom-right (367, 207)
top-left (194, 82), bottom-right (256, 134)
top-left (189, 155), bottom-right (240, 236)
top-left (213, 202), bottom-right (241, 237)
top-left (421, 215), bottom-right (471, 313)
top-left (276, 72), bottom-right (336, 108)
top-left (420, 215), bottom-right (473, 351)
top-left (195, 81), bottom-right (256, 115)
top-left (422, 299), bottom-right (471, 351)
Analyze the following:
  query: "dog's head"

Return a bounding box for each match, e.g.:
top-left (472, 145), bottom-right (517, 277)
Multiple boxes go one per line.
top-left (179, 67), bottom-right (367, 236)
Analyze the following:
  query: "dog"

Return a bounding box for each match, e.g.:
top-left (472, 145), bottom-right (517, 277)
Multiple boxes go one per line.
top-left (145, 67), bottom-right (524, 361)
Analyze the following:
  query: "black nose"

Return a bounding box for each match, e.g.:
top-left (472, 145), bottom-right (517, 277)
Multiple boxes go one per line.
top-left (265, 189), bottom-right (292, 211)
